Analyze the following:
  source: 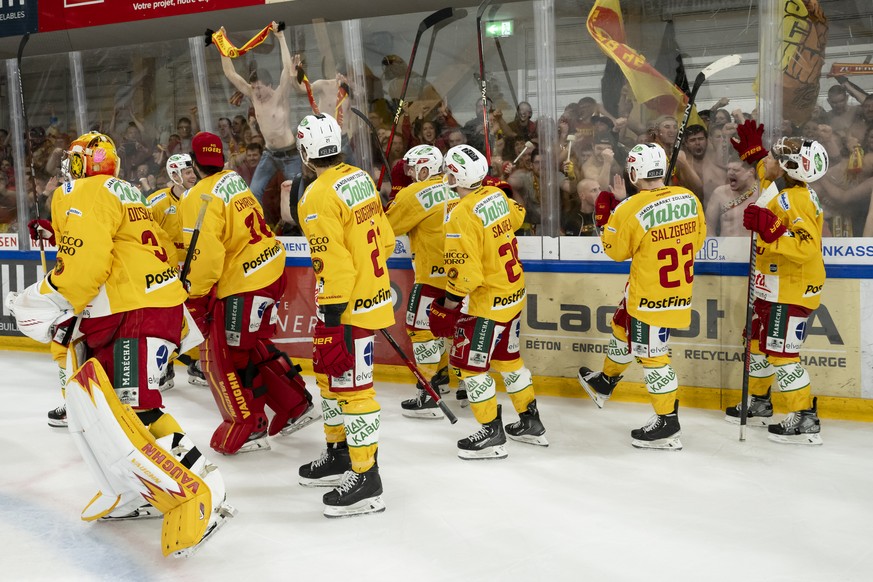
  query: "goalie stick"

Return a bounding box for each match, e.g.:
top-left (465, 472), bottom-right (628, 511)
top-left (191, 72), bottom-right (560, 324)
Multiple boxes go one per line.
top-left (16, 33), bottom-right (48, 274)
top-left (376, 7), bottom-right (457, 190)
top-left (180, 194), bottom-right (212, 290)
top-left (665, 54), bottom-right (741, 182)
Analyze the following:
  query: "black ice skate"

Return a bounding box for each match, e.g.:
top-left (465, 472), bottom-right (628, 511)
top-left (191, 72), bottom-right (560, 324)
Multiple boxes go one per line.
top-left (725, 390), bottom-right (773, 427)
top-left (172, 501), bottom-right (237, 558)
top-left (322, 463), bottom-right (385, 518)
top-left (401, 386), bottom-right (443, 419)
top-left (457, 405), bottom-right (507, 460)
top-left (47, 404), bottom-right (67, 428)
top-left (158, 363), bottom-right (175, 392)
top-left (456, 388), bottom-right (469, 408)
top-left (578, 367), bottom-right (621, 409)
top-left (187, 360), bottom-right (208, 386)
top-left (432, 366), bottom-right (450, 395)
top-left (505, 399), bottom-right (548, 446)
top-left (631, 400), bottom-right (682, 451)
top-left (279, 401), bottom-right (320, 436)
top-left (299, 442), bottom-right (352, 487)
top-left (767, 397), bottom-right (822, 445)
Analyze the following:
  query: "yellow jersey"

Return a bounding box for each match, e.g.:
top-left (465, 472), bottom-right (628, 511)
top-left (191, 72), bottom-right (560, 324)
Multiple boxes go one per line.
top-left (603, 185), bottom-right (706, 328)
top-left (180, 170), bottom-right (284, 299)
top-left (444, 185), bottom-right (526, 322)
top-left (298, 163), bottom-right (395, 330)
top-left (147, 186), bottom-right (186, 266)
top-left (386, 176), bottom-right (459, 289)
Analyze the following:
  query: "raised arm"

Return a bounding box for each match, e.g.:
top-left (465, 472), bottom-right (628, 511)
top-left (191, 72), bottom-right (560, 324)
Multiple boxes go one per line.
top-left (220, 30), bottom-right (252, 96)
top-left (275, 23), bottom-right (295, 97)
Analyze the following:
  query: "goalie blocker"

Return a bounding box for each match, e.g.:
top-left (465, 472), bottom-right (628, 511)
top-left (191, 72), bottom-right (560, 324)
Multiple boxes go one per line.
top-left (66, 358), bottom-right (235, 558)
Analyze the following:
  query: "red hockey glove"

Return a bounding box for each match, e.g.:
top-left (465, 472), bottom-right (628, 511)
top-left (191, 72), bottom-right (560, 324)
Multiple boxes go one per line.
top-left (186, 290), bottom-right (216, 334)
top-left (313, 325), bottom-right (355, 377)
top-left (28, 219), bottom-right (55, 246)
top-left (428, 298), bottom-right (461, 338)
top-left (731, 120), bottom-right (768, 165)
top-left (743, 205), bottom-right (786, 243)
top-left (595, 191), bottom-right (619, 227)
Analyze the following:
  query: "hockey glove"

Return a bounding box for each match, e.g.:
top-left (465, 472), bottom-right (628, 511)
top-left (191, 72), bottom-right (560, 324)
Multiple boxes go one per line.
top-left (743, 205), bottom-right (786, 243)
top-left (313, 325), bottom-right (355, 377)
top-left (28, 219), bottom-right (56, 246)
top-left (731, 120), bottom-right (768, 165)
top-left (186, 289), bottom-right (216, 334)
top-left (595, 191), bottom-right (619, 227)
top-left (428, 298), bottom-right (461, 338)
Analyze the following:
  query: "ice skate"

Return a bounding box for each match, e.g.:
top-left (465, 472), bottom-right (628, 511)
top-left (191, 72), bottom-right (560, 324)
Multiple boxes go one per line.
top-left (456, 388), bottom-right (469, 408)
top-left (578, 367), bottom-right (620, 409)
top-left (457, 405), bottom-right (507, 460)
top-left (158, 364), bottom-right (175, 392)
top-left (322, 464), bottom-right (385, 518)
top-left (279, 402), bottom-right (320, 435)
top-left (401, 386), bottom-right (443, 419)
top-left (299, 442), bottom-right (351, 487)
top-left (725, 390), bottom-right (773, 426)
top-left (171, 501), bottom-right (237, 558)
top-left (47, 404), bottom-right (67, 428)
top-left (768, 397), bottom-right (822, 445)
top-left (631, 400), bottom-right (682, 450)
top-left (234, 430), bottom-right (270, 454)
top-left (187, 360), bottom-right (208, 386)
top-left (505, 399), bottom-right (548, 446)
top-left (431, 366), bottom-right (450, 395)
top-left (99, 503), bottom-right (161, 521)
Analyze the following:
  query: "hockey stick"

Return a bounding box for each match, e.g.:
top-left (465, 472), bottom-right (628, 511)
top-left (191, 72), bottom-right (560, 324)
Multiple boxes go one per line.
top-left (489, 3), bottom-right (518, 112)
top-left (665, 54), bottom-right (741, 182)
top-left (418, 9), bottom-right (467, 100)
top-left (16, 33), bottom-right (47, 274)
top-left (476, 0), bottom-right (494, 164)
top-left (180, 194), bottom-right (212, 290)
top-left (351, 106), bottom-right (393, 189)
top-left (738, 181), bottom-right (779, 441)
top-left (380, 329), bottom-right (458, 424)
top-left (376, 7), bottom-right (457, 190)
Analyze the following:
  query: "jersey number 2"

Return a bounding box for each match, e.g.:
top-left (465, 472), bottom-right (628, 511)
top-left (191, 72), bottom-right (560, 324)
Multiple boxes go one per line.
top-left (657, 243), bottom-right (694, 288)
top-left (498, 239), bottom-right (521, 283)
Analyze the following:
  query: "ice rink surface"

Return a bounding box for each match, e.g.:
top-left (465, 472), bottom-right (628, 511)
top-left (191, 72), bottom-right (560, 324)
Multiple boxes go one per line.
top-left (2, 350), bottom-right (873, 582)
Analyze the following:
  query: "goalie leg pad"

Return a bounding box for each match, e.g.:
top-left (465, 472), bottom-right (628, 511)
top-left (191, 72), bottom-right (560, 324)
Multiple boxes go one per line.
top-left (202, 301), bottom-right (268, 455)
top-left (247, 340), bottom-right (314, 436)
top-left (65, 359), bottom-right (218, 556)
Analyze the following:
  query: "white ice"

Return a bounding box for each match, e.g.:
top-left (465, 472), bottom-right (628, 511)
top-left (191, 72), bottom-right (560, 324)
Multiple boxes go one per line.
top-left (2, 350), bottom-right (873, 582)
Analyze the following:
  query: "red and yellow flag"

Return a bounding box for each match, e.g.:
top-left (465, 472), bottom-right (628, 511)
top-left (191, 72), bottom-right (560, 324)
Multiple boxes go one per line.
top-left (209, 23), bottom-right (274, 59)
top-left (780, 0), bottom-right (828, 124)
top-left (587, 0), bottom-right (687, 119)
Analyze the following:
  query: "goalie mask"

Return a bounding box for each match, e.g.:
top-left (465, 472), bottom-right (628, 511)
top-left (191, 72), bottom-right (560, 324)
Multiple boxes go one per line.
top-left (68, 132), bottom-right (119, 179)
top-left (772, 137), bottom-right (829, 183)
top-left (626, 143), bottom-right (666, 186)
top-left (167, 153), bottom-right (194, 187)
top-left (404, 145), bottom-right (443, 182)
top-left (296, 114), bottom-right (342, 167)
top-left (443, 145), bottom-right (488, 190)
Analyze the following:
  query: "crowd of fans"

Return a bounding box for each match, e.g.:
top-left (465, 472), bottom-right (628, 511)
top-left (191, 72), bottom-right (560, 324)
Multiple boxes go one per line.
top-left (2, 48), bottom-right (872, 240)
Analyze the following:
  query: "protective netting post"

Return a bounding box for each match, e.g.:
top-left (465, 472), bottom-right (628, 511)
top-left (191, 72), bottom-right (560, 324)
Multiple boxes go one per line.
top-left (6, 57), bottom-right (29, 250)
top-left (758, 0), bottom-right (783, 147)
top-left (69, 51), bottom-right (88, 136)
top-left (343, 19), bottom-right (373, 174)
top-left (533, 0), bottom-right (559, 239)
top-left (188, 36), bottom-right (214, 133)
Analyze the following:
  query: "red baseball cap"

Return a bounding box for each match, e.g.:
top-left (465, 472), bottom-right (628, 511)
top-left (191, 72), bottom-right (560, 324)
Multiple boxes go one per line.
top-left (191, 132), bottom-right (224, 167)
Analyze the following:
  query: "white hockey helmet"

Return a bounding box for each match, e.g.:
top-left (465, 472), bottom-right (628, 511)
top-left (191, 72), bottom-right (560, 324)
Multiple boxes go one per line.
top-left (772, 137), bottom-right (829, 183)
top-left (166, 153), bottom-right (193, 186)
top-left (443, 145), bottom-right (488, 189)
top-left (626, 143), bottom-right (667, 186)
top-left (296, 114), bottom-right (342, 165)
top-left (404, 145), bottom-right (443, 182)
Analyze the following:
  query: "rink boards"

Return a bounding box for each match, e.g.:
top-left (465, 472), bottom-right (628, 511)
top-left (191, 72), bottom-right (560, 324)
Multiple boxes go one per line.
top-left (1, 234), bottom-right (872, 419)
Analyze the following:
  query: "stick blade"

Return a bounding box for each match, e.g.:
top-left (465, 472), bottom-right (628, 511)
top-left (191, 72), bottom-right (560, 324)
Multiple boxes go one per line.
top-left (701, 54), bottom-right (742, 80)
top-left (17, 32), bottom-right (31, 63)
top-left (421, 7), bottom-right (456, 33)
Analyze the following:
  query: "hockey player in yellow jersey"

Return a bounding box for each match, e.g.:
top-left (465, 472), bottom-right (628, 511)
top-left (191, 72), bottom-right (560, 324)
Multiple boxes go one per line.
top-left (296, 113), bottom-right (395, 517)
top-left (6, 132), bottom-right (235, 556)
top-left (723, 121), bottom-right (828, 445)
top-left (578, 143), bottom-right (706, 450)
top-left (147, 153), bottom-right (208, 389)
top-left (428, 145), bottom-right (548, 460)
top-left (386, 145), bottom-right (459, 418)
top-left (181, 132), bottom-right (316, 456)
